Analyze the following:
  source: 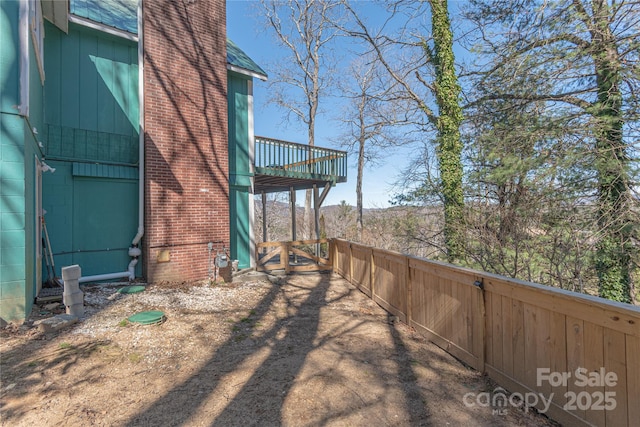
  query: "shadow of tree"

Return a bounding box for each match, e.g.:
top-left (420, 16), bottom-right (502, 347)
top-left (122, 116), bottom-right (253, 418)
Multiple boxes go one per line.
top-left (1, 274), bottom-right (554, 426)
top-left (122, 274), bottom-right (439, 426)
top-left (0, 338), bottom-right (116, 420)
top-left (125, 275), bottom-right (329, 425)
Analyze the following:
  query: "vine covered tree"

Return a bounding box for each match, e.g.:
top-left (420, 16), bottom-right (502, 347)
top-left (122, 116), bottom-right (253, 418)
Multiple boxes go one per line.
top-left (341, 0), bottom-right (466, 263)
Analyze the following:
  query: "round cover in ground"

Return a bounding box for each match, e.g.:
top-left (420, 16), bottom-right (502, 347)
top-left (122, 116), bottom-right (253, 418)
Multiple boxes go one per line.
top-left (128, 311), bottom-right (165, 325)
top-left (117, 285), bottom-right (146, 294)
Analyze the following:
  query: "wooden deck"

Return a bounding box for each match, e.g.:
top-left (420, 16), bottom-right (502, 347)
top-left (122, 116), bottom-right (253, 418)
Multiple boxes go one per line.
top-left (254, 136), bottom-right (347, 193)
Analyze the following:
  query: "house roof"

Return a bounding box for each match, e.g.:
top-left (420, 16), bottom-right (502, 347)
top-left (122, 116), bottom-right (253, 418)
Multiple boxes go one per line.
top-left (70, 0), bottom-right (137, 34)
top-left (69, 0), bottom-right (267, 80)
top-left (226, 38), bottom-right (268, 81)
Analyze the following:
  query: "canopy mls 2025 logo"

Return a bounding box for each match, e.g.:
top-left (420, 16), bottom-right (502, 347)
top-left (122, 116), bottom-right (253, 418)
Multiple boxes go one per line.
top-left (463, 367), bottom-right (618, 416)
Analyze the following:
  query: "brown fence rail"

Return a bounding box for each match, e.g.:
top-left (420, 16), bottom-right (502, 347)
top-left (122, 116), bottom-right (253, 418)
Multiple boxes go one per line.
top-left (256, 239), bottom-right (331, 273)
top-left (331, 238), bottom-right (640, 427)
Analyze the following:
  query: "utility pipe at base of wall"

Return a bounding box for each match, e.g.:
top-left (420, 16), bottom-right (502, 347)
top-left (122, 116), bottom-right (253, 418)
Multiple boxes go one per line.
top-left (78, 271), bottom-right (130, 284)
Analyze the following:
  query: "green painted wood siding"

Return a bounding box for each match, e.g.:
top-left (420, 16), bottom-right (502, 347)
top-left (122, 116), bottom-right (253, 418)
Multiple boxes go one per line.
top-left (0, 111), bottom-right (40, 322)
top-left (228, 73), bottom-right (251, 269)
top-left (228, 73), bottom-right (251, 185)
top-left (1, 0), bottom-right (44, 322)
top-left (1, 115), bottom-right (28, 322)
top-left (42, 160), bottom-right (139, 277)
top-left (40, 22), bottom-right (140, 280)
top-left (0, 0), bottom-right (20, 114)
top-left (43, 22), bottom-right (138, 165)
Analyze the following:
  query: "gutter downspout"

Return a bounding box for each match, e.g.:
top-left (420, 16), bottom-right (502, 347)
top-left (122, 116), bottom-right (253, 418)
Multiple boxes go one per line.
top-left (18, 0), bottom-right (30, 117)
top-left (126, 0), bottom-right (144, 279)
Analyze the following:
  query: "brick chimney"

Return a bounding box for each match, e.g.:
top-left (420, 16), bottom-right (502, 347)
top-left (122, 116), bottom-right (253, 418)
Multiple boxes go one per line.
top-left (143, 0), bottom-right (230, 282)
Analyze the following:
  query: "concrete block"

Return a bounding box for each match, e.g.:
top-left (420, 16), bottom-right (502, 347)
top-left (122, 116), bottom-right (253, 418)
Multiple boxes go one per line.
top-left (34, 314), bottom-right (78, 333)
top-left (61, 265), bottom-right (81, 281)
top-left (63, 291), bottom-right (84, 306)
top-left (66, 303), bottom-right (83, 317)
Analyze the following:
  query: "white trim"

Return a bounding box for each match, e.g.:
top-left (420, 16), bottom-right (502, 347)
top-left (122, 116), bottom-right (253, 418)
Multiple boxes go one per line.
top-left (30, 0), bottom-right (45, 85)
top-left (68, 14), bottom-right (138, 42)
top-left (227, 64), bottom-right (267, 81)
top-left (19, 0), bottom-right (29, 116)
top-left (35, 156), bottom-right (43, 295)
top-left (248, 80), bottom-right (256, 268)
top-left (41, 0), bottom-right (69, 33)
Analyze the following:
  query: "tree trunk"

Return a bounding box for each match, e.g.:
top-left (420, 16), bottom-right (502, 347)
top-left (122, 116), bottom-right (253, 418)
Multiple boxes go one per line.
top-left (591, 1), bottom-right (632, 303)
top-left (429, 0), bottom-right (464, 263)
top-left (304, 190), bottom-right (312, 239)
top-left (356, 134), bottom-right (365, 241)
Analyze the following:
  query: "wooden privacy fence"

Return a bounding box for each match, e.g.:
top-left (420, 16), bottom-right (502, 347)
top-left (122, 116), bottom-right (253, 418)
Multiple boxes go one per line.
top-left (331, 238), bottom-right (640, 427)
top-left (256, 239), bottom-right (331, 273)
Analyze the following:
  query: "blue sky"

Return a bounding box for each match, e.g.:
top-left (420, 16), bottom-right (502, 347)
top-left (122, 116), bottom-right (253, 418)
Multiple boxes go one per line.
top-left (227, 0), bottom-right (408, 208)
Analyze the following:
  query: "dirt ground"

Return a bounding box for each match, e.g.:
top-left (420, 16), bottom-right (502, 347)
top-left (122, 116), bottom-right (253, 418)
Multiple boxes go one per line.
top-left (1, 272), bottom-right (558, 426)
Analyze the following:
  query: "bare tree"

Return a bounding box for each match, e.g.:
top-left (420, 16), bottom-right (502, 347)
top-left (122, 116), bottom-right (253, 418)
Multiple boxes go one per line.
top-left (335, 54), bottom-right (414, 240)
top-left (260, 0), bottom-right (343, 239)
top-left (254, 193), bottom-right (291, 243)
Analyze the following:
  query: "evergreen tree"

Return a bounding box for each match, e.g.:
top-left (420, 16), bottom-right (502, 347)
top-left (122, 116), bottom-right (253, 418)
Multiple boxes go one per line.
top-left (465, 0), bottom-right (639, 302)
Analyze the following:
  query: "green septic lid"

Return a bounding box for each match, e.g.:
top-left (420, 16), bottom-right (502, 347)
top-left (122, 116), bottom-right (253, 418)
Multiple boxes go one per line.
top-left (128, 311), bottom-right (165, 325)
top-left (118, 285), bottom-right (146, 294)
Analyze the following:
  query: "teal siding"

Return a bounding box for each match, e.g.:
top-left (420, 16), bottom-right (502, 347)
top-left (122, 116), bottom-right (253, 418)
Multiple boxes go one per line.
top-left (0, 0), bottom-right (19, 113)
top-left (228, 73), bottom-right (251, 184)
top-left (228, 73), bottom-right (252, 269)
top-left (71, 176), bottom-right (138, 274)
top-left (41, 22), bottom-right (140, 279)
top-left (1, 0), bottom-right (45, 322)
top-left (43, 22), bottom-right (138, 164)
top-left (43, 160), bottom-right (140, 277)
top-left (23, 122), bottom-right (37, 310)
top-left (42, 161), bottom-right (73, 263)
top-left (1, 115), bottom-right (27, 322)
top-left (25, 35), bottom-right (44, 304)
top-left (230, 186), bottom-right (251, 270)
top-left (0, 113), bottom-right (39, 322)
top-left (73, 162), bottom-right (138, 179)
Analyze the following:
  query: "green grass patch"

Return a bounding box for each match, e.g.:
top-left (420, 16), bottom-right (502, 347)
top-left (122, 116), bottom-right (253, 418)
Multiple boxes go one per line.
top-left (128, 353), bottom-right (142, 363)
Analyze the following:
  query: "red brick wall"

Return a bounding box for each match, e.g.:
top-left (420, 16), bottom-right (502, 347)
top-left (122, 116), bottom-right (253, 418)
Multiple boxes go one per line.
top-left (143, 0), bottom-right (230, 282)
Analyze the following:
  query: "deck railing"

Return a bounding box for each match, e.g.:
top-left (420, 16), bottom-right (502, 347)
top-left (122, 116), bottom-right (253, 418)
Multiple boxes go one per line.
top-left (254, 136), bottom-right (347, 182)
top-left (331, 238), bottom-right (640, 427)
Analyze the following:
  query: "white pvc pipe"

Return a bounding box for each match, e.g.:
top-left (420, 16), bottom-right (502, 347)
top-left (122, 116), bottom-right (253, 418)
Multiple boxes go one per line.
top-left (127, 258), bottom-right (138, 279)
top-left (18, 0), bottom-right (30, 117)
top-left (78, 271), bottom-right (131, 284)
top-left (132, 0), bottom-right (144, 247)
